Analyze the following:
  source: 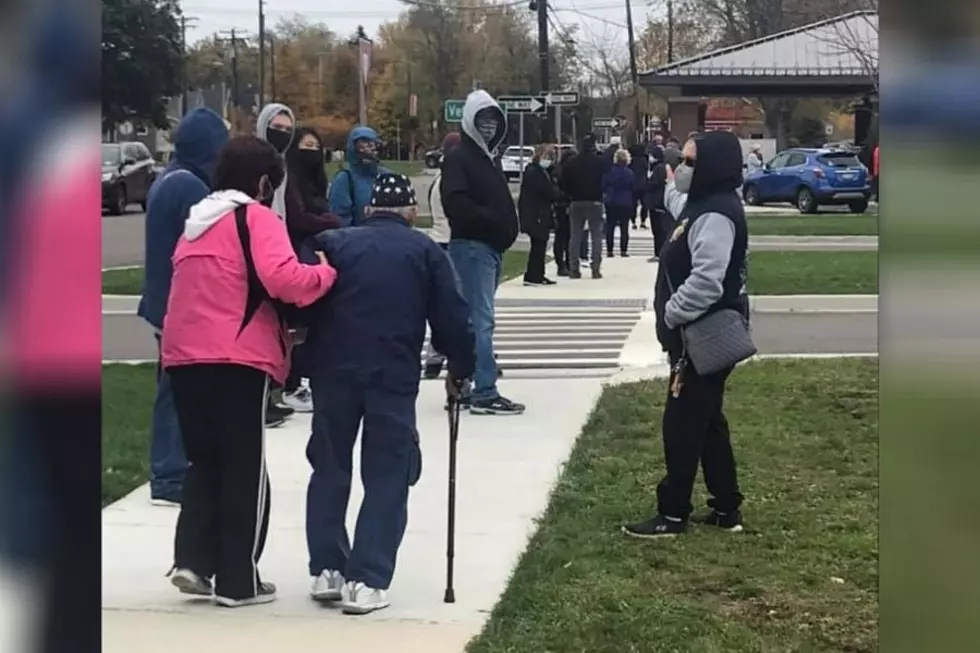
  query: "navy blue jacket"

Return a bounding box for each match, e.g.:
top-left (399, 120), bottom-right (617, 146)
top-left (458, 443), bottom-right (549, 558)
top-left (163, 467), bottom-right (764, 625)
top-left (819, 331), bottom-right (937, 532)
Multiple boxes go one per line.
top-left (602, 163), bottom-right (636, 208)
top-left (137, 108), bottom-right (228, 330)
top-left (303, 214), bottom-right (475, 389)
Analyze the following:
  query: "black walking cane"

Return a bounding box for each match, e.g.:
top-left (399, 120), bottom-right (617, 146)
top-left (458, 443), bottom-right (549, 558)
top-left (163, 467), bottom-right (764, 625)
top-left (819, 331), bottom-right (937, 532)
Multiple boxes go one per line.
top-left (444, 390), bottom-right (462, 603)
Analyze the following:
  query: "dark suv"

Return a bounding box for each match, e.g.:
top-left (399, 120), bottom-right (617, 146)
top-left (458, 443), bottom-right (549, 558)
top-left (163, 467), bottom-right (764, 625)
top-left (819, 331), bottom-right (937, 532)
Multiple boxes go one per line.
top-left (102, 141), bottom-right (156, 214)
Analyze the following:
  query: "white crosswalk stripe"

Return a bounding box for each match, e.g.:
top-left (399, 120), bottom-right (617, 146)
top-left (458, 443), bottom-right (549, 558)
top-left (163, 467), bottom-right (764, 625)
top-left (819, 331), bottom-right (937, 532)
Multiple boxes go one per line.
top-left (424, 303), bottom-right (644, 370)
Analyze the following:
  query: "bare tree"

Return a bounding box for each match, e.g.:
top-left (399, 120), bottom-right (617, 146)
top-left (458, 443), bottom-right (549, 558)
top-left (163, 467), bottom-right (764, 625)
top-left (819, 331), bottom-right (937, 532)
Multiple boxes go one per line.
top-left (578, 26), bottom-right (632, 116)
top-left (818, 3), bottom-right (878, 90)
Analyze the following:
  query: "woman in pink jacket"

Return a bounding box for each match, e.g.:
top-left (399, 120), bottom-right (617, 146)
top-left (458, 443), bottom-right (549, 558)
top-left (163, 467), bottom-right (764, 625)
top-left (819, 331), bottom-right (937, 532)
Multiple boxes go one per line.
top-left (162, 136), bottom-right (337, 608)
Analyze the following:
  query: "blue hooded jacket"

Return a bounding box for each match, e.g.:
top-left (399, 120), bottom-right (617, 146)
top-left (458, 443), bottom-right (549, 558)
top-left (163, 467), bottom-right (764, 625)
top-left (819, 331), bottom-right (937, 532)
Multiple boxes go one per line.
top-left (137, 108), bottom-right (229, 330)
top-left (327, 126), bottom-right (389, 226)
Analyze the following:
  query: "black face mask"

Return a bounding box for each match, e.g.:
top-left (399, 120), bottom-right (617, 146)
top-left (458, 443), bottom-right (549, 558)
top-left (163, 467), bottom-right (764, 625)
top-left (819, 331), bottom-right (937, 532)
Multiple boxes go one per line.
top-left (296, 149), bottom-right (323, 172)
top-left (267, 127), bottom-right (293, 154)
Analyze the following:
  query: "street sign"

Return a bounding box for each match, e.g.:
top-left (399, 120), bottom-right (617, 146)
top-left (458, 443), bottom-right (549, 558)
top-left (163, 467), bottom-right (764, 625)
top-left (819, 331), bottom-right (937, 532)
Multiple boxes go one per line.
top-left (444, 99), bottom-right (465, 123)
top-left (498, 95), bottom-right (546, 114)
top-left (593, 116), bottom-right (625, 130)
top-left (542, 91), bottom-right (579, 106)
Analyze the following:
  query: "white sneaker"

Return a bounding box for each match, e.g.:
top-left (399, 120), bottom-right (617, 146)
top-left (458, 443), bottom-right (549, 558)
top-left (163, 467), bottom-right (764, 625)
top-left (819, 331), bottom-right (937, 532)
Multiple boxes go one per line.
top-left (281, 384), bottom-right (313, 413)
top-left (168, 568), bottom-right (212, 596)
top-left (339, 581), bottom-right (389, 615)
top-left (310, 569), bottom-right (344, 601)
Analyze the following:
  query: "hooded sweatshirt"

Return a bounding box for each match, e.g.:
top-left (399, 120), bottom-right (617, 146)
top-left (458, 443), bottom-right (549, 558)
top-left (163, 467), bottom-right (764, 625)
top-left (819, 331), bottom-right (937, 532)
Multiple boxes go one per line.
top-left (138, 107), bottom-right (229, 331)
top-left (439, 90), bottom-right (519, 252)
top-left (161, 190), bottom-right (336, 383)
top-left (256, 102), bottom-right (295, 219)
top-left (328, 125), bottom-right (389, 226)
top-left (654, 131), bottom-right (748, 357)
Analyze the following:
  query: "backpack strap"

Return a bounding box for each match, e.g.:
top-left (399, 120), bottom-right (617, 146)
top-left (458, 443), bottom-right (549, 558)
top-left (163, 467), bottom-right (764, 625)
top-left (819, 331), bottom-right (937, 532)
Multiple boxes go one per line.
top-left (234, 204), bottom-right (270, 337)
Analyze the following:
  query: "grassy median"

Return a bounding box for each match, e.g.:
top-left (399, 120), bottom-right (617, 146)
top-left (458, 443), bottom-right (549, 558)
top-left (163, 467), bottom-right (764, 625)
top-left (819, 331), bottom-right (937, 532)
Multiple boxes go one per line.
top-left (748, 214), bottom-right (878, 236)
top-left (466, 357), bottom-right (878, 653)
top-left (748, 251), bottom-right (878, 294)
top-left (102, 363), bottom-right (156, 506)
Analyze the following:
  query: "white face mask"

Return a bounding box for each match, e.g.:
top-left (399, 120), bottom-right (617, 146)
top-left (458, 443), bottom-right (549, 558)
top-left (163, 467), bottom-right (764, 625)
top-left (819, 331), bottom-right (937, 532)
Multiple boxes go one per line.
top-left (539, 159), bottom-right (553, 169)
top-left (674, 163), bottom-right (694, 193)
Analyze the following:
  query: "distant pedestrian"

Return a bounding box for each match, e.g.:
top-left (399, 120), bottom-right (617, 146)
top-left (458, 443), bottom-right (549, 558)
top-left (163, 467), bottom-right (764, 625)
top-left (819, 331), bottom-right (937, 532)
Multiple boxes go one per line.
top-left (519, 143), bottom-right (560, 285)
top-left (137, 107), bottom-right (229, 507)
top-left (644, 144), bottom-right (670, 260)
top-left (441, 90), bottom-right (525, 415)
top-left (560, 133), bottom-right (607, 279)
top-left (552, 146), bottom-right (576, 276)
top-left (422, 130), bottom-right (462, 380)
top-left (602, 135), bottom-right (622, 172)
top-left (745, 144), bottom-right (764, 177)
top-left (628, 143), bottom-right (650, 229)
top-left (663, 136), bottom-right (684, 170)
top-left (602, 148), bottom-right (635, 258)
top-left (303, 173), bottom-right (475, 615)
top-left (329, 125), bottom-right (389, 226)
top-left (623, 131), bottom-right (749, 539)
top-left (163, 135), bottom-right (337, 606)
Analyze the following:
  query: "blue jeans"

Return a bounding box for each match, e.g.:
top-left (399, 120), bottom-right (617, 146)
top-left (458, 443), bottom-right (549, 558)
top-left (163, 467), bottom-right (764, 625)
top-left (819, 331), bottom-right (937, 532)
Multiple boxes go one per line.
top-left (448, 239), bottom-right (501, 402)
top-left (150, 336), bottom-right (187, 499)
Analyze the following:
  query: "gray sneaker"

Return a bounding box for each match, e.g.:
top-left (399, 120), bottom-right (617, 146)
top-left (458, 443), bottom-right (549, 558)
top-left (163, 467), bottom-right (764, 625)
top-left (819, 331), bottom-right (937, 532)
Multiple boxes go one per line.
top-left (215, 581), bottom-right (277, 608)
top-left (469, 396), bottom-right (526, 416)
top-left (168, 568), bottom-right (212, 596)
top-left (340, 581), bottom-right (390, 615)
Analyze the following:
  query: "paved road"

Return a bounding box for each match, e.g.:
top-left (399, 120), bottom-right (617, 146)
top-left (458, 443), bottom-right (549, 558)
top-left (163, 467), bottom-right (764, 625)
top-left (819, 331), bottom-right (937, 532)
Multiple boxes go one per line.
top-left (102, 310), bottom-right (876, 362)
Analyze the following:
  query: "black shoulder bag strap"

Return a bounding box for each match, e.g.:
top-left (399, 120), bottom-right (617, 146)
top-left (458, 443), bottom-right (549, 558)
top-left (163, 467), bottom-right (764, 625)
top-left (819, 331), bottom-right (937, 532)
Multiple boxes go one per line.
top-left (234, 204), bottom-right (271, 338)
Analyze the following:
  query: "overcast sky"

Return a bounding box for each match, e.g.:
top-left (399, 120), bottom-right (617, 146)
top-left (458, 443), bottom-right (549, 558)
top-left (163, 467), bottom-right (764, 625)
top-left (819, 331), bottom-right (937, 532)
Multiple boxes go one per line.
top-left (182, 0), bottom-right (653, 52)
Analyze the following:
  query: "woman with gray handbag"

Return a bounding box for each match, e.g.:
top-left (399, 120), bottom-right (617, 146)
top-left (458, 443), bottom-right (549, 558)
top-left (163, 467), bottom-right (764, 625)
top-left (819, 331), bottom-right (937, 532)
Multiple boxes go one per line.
top-left (623, 131), bottom-right (756, 539)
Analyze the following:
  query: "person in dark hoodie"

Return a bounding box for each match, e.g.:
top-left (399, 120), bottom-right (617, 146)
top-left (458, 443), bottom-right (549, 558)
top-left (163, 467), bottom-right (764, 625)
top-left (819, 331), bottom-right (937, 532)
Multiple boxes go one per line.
top-left (560, 133), bottom-right (607, 279)
top-left (137, 107), bottom-right (229, 507)
top-left (440, 90), bottom-right (524, 415)
top-left (628, 143), bottom-right (650, 229)
top-left (552, 146), bottom-right (576, 277)
top-left (329, 125), bottom-right (389, 226)
top-left (302, 173), bottom-right (475, 615)
top-left (623, 131), bottom-right (749, 539)
top-left (644, 144), bottom-right (669, 261)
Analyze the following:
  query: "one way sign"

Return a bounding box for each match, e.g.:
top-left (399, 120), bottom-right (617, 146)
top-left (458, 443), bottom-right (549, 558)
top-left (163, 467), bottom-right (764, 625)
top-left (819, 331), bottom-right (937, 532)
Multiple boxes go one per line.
top-left (498, 95), bottom-right (546, 114)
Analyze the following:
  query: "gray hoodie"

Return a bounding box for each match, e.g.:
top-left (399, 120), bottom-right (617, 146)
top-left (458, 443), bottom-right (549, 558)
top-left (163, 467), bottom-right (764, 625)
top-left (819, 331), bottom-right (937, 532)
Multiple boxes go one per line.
top-left (256, 103), bottom-right (296, 219)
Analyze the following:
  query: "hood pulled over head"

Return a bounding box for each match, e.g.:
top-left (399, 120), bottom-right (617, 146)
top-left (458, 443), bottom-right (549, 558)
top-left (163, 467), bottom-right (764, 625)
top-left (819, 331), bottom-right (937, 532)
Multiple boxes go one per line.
top-left (172, 108), bottom-right (229, 183)
top-left (256, 103), bottom-right (295, 152)
top-left (345, 125), bottom-right (383, 167)
top-left (461, 90), bottom-right (506, 158)
top-left (687, 131), bottom-right (744, 202)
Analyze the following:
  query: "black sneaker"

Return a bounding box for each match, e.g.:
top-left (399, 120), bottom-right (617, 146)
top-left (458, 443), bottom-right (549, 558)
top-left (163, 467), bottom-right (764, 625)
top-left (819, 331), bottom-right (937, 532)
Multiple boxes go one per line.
top-left (266, 405), bottom-right (291, 428)
top-left (423, 360), bottom-right (443, 379)
top-left (523, 278), bottom-right (545, 286)
top-left (621, 514), bottom-right (687, 538)
top-left (620, 252), bottom-right (630, 258)
top-left (692, 509), bottom-right (744, 532)
top-left (542, 277), bottom-right (557, 285)
top-left (569, 270), bottom-right (582, 279)
top-left (606, 251), bottom-right (614, 258)
top-left (215, 581), bottom-right (277, 608)
top-left (469, 396), bottom-right (526, 415)
top-left (591, 269), bottom-right (603, 279)
top-left (557, 267), bottom-right (570, 277)
top-left (444, 395), bottom-right (472, 411)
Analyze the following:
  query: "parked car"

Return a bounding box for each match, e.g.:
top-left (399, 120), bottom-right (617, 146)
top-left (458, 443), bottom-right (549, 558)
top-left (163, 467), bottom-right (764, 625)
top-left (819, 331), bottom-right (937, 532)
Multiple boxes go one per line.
top-left (424, 148), bottom-right (443, 169)
top-left (102, 141), bottom-right (156, 214)
top-left (742, 148), bottom-right (871, 214)
top-left (500, 145), bottom-right (535, 180)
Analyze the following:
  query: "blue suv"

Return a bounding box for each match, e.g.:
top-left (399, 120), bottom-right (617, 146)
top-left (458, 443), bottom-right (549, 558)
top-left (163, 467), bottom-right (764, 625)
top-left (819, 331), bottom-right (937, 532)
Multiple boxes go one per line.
top-left (742, 148), bottom-right (871, 214)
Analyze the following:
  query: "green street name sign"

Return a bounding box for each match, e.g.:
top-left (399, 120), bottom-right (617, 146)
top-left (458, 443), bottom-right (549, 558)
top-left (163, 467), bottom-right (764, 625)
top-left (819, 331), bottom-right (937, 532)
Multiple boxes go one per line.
top-left (444, 99), bottom-right (465, 123)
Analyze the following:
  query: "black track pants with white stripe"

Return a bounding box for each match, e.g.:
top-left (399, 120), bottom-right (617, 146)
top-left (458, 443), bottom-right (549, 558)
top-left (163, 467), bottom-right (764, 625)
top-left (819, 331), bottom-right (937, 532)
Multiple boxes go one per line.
top-left (169, 363), bottom-right (272, 600)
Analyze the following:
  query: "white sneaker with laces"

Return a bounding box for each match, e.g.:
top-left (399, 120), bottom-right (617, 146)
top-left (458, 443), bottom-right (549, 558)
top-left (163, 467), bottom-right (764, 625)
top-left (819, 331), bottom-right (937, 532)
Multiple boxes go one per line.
top-left (310, 569), bottom-right (345, 601)
top-left (281, 383), bottom-right (313, 413)
top-left (339, 581), bottom-right (389, 615)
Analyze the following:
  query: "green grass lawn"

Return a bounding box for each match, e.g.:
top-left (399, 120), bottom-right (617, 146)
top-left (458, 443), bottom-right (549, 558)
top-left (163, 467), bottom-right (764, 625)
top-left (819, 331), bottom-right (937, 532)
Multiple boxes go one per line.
top-left (748, 251), bottom-right (878, 294)
top-left (103, 267), bottom-right (144, 295)
top-left (467, 357), bottom-right (878, 653)
top-left (104, 248), bottom-right (529, 294)
top-left (748, 214), bottom-right (878, 236)
top-left (103, 363), bottom-right (156, 506)
top-left (326, 159), bottom-right (425, 178)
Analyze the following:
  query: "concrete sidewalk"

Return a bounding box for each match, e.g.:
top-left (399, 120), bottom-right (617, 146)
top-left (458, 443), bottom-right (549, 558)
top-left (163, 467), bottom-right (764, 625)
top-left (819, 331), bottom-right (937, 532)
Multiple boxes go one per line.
top-left (102, 376), bottom-right (605, 652)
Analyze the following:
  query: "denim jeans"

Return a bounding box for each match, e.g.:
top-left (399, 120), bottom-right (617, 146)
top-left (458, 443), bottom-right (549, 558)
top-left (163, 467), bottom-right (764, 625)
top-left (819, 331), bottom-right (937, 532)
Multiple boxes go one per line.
top-left (448, 239), bottom-right (501, 402)
top-left (150, 335), bottom-right (187, 499)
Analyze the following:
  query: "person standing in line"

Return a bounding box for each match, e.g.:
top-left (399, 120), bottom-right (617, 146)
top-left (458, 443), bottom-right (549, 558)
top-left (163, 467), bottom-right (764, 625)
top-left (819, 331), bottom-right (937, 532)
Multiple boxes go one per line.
top-left (422, 131), bottom-right (463, 380)
top-left (745, 143), bottom-right (764, 177)
top-left (623, 131), bottom-right (748, 538)
top-left (602, 135), bottom-right (622, 172)
top-left (440, 89), bottom-right (525, 415)
top-left (328, 125), bottom-right (389, 227)
top-left (602, 148), bottom-right (635, 258)
top-left (644, 144), bottom-right (670, 262)
top-left (255, 102), bottom-right (299, 427)
top-left (280, 126), bottom-right (343, 413)
top-left (552, 146), bottom-right (576, 277)
top-left (628, 142), bottom-right (650, 229)
top-left (663, 136), bottom-right (684, 170)
top-left (137, 107), bottom-right (229, 507)
top-left (560, 133), bottom-right (607, 279)
top-left (303, 174), bottom-right (475, 615)
top-left (519, 143), bottom-right (560, 285)
top-left (163, 136), bottom-right (337, 606)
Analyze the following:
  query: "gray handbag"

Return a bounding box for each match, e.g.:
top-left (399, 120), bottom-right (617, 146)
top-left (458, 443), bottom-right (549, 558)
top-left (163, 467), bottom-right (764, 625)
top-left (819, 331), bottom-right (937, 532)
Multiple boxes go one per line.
top-left (664, 272), bottom-right (757, 375)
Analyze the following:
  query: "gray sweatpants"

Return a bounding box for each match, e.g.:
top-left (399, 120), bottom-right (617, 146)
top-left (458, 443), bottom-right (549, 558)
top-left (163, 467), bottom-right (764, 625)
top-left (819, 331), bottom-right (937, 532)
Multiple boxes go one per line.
top-left (568, 201), bottom-right (605, 273)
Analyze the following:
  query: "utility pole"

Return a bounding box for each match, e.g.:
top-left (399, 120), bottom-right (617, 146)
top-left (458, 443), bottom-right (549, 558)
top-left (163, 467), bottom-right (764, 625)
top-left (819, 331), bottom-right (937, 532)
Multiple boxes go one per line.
top-left (667, 0), bottom-right (675, 63)
top-left (317, 52), bottom-right (328, 111)
top-left (625, 0), bottom-right (640, 144)
top-left (534, 0), bottom-right (551, 142)
top-left (218, 29), bottom-right (245, 111)
top-left (268, 35), bottom-right (277, 101)
top-left (258, 0), bottom-right (266, 107)
top-left (179, 15), bottom-right (198, 115)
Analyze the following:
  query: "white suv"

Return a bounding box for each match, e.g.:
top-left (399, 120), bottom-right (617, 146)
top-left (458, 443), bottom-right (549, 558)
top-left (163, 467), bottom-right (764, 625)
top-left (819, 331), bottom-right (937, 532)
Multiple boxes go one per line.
top-left (500, 146), bottom-right (535, 180)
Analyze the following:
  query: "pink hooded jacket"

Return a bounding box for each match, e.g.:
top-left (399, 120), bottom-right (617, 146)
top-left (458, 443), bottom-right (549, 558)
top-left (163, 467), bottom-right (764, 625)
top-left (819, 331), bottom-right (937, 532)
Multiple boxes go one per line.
top-left (162, 191), bottom-right (336, 383)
